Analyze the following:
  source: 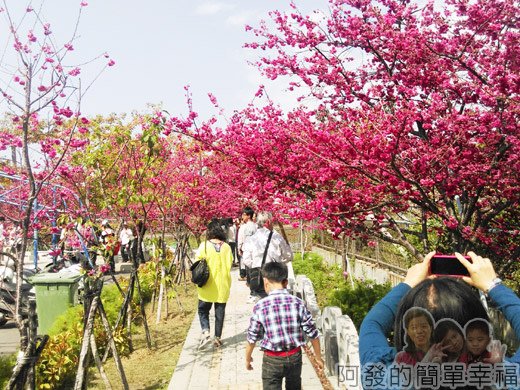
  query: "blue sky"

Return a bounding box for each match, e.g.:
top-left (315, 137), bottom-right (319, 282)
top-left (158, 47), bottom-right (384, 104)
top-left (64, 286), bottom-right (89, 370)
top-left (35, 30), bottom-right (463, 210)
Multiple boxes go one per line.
top-left (38, 0), bottom-right (329, 121)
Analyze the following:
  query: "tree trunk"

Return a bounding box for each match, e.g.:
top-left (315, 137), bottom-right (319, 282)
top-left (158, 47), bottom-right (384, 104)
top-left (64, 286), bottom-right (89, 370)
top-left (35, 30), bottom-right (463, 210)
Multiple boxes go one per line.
top-left (135, 273), bottom-right (152, 348)
top-left (89, 334), bottom-right (112, 390)
top-left (74, 293), bottom-right (99, 390)
top-left (156, 266), bottom-right (165, 324)
top-left (98, 303), bottom-right (129, 390)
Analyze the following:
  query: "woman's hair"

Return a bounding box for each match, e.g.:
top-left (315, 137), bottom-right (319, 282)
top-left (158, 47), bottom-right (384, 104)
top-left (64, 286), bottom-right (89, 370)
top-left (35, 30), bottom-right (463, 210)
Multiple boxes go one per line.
top-left (402, 307), bottom-right (434, 353)
top-left (221, 217), bottom-right (233, 227)
top-left (206, 219), bottom-right (226, 241)
top-left (394, 277), bottom-right (489, 351)
top-left (256, 211), bottom-right (273, 228)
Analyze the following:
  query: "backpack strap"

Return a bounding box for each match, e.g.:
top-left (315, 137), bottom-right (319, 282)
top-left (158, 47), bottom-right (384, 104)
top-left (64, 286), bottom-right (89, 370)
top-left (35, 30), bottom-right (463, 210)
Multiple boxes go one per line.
top-left (261, 231), bottom-right (274, 267)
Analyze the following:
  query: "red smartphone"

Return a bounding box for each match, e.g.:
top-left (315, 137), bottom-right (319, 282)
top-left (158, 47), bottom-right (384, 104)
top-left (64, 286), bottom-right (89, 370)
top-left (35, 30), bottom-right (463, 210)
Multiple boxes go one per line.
top-left (429, 254), bottom-right (471, 277)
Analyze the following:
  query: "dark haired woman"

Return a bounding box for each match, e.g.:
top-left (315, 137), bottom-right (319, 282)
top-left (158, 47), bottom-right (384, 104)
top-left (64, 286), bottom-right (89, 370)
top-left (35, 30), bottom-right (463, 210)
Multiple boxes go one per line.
top-left (196, 220), bottom-right (233, 349)
top-left (360, 251), bottom-right (520, 386)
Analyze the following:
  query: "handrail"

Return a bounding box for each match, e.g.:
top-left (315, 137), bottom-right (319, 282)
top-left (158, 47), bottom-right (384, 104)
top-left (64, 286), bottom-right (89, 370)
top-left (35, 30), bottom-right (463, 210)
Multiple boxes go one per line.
top-left (313, 242), bottom-right (407, 275)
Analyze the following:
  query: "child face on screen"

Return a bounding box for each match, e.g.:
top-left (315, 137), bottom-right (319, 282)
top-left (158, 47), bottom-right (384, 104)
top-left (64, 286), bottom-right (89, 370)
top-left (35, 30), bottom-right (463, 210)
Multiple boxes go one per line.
top-left (442, 329), bottom-right (465, 354)
top-left (466, 328), bottom-right (490, 357)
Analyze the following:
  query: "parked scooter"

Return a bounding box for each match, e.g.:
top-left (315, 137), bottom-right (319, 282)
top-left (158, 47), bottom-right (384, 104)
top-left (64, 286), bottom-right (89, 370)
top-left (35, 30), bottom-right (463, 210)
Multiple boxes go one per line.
top-left (0, 261), bottom-right (36, 327)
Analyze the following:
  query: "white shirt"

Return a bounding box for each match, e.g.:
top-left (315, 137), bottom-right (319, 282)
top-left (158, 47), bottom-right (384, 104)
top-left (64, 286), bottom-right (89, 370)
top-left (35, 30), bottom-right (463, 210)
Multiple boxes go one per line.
top-left (226, 225), bottom-right (236, 243)
top-left (101, 227), bottom-right (114, 244)
top-left (242, 227), bottom-right (293, 269)
top-left (119, 228), bottom-right (134, 245)
top-left (237, 220), bottom-right (257, 254)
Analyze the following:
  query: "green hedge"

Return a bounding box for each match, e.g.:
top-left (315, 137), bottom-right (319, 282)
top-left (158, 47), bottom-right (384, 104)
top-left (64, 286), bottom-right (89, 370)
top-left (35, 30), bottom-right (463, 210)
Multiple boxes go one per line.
top-left (292, 252), bottom-right (346, 306)
top-left (0, 355), bottom-right (15, 388)
top-left (293, 252), bottom-right (391, 331)
top-left (326, 279), bottom-right (391, 330)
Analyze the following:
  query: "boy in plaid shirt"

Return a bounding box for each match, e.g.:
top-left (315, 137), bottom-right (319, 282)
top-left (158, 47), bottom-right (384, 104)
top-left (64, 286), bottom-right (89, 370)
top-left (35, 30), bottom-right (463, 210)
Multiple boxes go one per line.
top-left (245, 262), bottom-right (324, 389)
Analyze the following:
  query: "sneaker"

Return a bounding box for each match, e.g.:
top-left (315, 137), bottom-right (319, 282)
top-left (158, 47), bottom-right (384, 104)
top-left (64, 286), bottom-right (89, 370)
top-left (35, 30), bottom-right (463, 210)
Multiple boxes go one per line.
top-left (213, 337), bottom-right (222, 348)
top-left (247, 295), bottom-right (258, 304)
top-left (198, 331), bottom-right (211, 350)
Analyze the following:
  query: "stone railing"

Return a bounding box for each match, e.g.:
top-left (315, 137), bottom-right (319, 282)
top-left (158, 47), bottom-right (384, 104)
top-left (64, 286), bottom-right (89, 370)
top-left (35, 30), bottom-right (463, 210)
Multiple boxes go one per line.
top-left (290, 275), bottom-right (361, 390)
top-left (312, 244), bottom-right (406, 286)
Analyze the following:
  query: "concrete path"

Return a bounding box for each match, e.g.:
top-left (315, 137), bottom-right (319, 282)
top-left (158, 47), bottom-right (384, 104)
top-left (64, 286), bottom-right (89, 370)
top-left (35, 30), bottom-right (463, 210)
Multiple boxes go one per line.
top-left (169, 268), bottom-right (324, 389)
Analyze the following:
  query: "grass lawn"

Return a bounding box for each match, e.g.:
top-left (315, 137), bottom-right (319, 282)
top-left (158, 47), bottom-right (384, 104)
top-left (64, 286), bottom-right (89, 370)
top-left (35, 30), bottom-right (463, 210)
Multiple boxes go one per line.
top-left (88, 283), bottom-right (197, 390)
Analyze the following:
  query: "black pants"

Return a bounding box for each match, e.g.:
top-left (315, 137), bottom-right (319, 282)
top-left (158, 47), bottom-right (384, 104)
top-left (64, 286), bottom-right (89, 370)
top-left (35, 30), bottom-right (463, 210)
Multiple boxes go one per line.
top-left (262, 350), bottom-right (302, 390)
top-left (239, 255), bottom-right (247, 278)
top-left (198, 300), bottom-right (226, 338)
top-left (228, 242), bottom-right (237, 262)
top-left (121, 243), bottom-right (131, 262)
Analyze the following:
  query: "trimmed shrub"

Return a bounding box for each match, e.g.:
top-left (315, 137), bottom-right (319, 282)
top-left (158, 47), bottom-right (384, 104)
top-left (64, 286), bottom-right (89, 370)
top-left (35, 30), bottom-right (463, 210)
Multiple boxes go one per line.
top-left (0, 354), bottom-right (15, 388)
top-left (292, 252), bottom-right (346, 306)
top-left (293, 251), bottom-right (391, 331)
top-left (137, 261), bottom-right (158, 303)
top-left (326, 279), bottom-right (391, 330)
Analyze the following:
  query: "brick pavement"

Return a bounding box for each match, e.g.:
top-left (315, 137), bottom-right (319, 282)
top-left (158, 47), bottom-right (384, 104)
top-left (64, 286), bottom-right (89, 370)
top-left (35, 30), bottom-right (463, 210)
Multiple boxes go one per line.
top-left (168, 268), bottom-right (324, 389)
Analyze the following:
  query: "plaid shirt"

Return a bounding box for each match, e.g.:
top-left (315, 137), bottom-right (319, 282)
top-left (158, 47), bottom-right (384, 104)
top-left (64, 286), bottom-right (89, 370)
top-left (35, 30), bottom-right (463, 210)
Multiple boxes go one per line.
top-left (246, 289), bottom-right (319, 351)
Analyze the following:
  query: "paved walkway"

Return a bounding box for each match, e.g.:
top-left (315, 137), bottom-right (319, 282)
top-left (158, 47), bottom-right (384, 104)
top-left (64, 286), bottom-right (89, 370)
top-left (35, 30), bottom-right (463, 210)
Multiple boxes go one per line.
top-left (169, 268), bottom-right (324, 389)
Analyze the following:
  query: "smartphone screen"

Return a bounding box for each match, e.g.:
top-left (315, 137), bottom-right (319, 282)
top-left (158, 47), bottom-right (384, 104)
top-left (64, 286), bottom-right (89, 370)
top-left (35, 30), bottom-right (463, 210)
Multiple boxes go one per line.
top-left (430, 255), bottom-right (470, 277)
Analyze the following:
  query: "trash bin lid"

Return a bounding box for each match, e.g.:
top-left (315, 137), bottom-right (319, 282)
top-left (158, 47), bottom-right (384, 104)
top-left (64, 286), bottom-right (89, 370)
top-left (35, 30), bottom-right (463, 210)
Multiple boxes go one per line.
top-left (29, 272), bottom-right (83, 284)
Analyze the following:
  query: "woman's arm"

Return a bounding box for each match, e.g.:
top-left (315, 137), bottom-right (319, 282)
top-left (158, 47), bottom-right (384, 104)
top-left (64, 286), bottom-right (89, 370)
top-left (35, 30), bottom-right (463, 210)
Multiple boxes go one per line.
top-left (488, 284), bottom-right (520, 364)
top-left (359, 283), bottom-right (410, 366)
top-left (456, 252), bottom-right (520, 364)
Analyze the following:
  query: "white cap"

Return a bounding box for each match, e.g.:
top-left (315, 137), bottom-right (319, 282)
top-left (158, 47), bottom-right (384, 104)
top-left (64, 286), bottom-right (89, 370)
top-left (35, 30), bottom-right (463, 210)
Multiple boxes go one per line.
top-left (101, 219), bottom-right (108, 226)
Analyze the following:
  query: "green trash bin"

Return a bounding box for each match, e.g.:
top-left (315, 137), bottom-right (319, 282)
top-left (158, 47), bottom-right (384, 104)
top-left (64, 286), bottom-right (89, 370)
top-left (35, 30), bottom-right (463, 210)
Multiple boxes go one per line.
top-left (30, 273), bottom-right (83, 334)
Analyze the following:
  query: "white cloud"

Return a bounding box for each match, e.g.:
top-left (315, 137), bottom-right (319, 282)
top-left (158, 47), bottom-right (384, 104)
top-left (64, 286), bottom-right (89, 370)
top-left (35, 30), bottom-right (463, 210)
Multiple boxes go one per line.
top-left (226, 11), bottom-right (255, 27)
top-left (195, 1), bottom-right (233, 15)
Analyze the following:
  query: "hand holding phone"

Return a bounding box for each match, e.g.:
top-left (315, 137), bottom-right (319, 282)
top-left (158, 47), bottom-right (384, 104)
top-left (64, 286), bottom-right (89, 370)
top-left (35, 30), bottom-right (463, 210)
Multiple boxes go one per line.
top-left (454, 252), bottom-right (498, 292)
top-left (430, 254), bottom-right (471, 277)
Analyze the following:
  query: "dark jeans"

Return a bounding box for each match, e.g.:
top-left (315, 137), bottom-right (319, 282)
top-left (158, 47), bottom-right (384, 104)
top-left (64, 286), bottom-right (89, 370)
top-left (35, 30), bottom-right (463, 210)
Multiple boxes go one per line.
top-left (198, 300), bottom-right (226, 338)
top-left (262, 350), bottom-right (302, 390)
top-left (228, 242), bottom-right (237, 262)
top-left (121, 243), bottom-right (131, 262)
top-left (239, 255), bottom-right (247, 278)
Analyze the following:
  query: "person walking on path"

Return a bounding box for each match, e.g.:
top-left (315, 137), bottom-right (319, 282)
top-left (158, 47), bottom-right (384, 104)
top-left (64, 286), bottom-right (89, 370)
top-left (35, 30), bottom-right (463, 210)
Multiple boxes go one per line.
top-left (196, 219), bottom-right (234, 349)
top-left (245, 261), bottom-right (324, 389)
top-left (222, 217), bottom-right (237, 265)
top-left (242, 211), bottom-right (293, 301)
top-left (237, 207), bottom-right (257, 282)
top-left (119, 221), bottom-right (134, 263)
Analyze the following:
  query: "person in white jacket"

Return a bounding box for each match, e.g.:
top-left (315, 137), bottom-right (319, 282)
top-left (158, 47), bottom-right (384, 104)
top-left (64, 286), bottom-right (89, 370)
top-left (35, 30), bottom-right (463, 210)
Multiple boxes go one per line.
top-left (237, 207), bottom-right (257, 280)
top-left (242, 211), bottom-right (293, 301)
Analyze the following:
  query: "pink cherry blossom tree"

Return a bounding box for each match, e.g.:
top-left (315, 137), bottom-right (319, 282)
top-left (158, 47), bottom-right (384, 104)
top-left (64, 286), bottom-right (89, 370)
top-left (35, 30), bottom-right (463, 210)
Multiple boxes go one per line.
top-left (0, 1), bottom-right (112, 386)
top-left (174, 0), bottom-right (519, 274)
